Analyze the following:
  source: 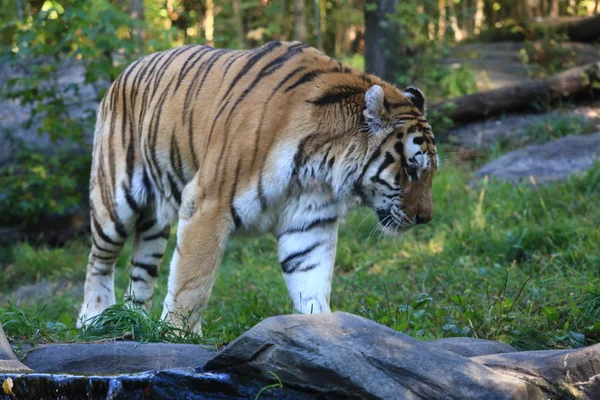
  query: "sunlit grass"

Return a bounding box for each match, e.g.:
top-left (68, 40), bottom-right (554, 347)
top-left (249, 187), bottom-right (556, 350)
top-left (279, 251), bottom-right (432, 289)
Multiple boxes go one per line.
top-left (1, 160), bottom-right (599, 350)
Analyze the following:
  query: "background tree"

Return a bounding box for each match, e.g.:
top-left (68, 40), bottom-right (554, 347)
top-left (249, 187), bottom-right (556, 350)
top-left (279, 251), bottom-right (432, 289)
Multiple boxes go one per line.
top-left (364, 0), bottom-right (403, 83)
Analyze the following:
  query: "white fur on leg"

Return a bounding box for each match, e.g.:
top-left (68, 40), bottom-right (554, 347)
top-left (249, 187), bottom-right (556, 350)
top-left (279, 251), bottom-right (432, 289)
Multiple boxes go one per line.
top-left (276, 191), bottom-right (339, 315)
top-left (77, 264), bottom-right (116, 328)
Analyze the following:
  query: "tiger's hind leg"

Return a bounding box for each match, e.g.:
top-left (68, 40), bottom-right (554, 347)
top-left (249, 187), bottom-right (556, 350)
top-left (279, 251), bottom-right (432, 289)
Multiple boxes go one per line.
top-left (78, 184), bottom-right (138, 328)
top-left (124, 203), bottom-right (171, 313)
top-left (276, 192), bottom-right (339, 314)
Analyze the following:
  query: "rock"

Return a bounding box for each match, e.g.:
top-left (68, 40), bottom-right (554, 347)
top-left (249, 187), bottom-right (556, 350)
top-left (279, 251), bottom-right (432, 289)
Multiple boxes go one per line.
top-left (21, 342), bottom-right (216, 374)
top-left (428, 337), bottom-right (518, 357)
top-left (473, 344), bottom-right (600, 400)
top-left (475, 133), bottom-right (600, 184)
top-left (205, 312), bottom-right (542, 400)
top-left (6, 280), bottom-right (83, 304)
top-left (0, 368), bottom-right (312, 399)
top-left (0, 323), bottom-right (31, 373)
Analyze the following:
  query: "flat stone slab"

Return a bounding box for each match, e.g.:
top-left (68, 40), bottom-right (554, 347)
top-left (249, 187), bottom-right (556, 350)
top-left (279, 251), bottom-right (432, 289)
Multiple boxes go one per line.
top-left (205, 312), bottom-right (541, 399)
top-left (21, 342), bottom-right (217, 374)
top-left (475, 133), bottom-right (600, 184)
top-left (428, 337), bottom-right (518, 357)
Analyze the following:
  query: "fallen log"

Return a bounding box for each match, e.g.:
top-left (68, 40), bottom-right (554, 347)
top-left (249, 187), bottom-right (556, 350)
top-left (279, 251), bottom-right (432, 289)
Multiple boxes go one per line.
top-left (562, 14), bottom-right (600, 42)
top-left (479, 15), bottom-right (600, 42)
top-left (429, 61), bottom-right (600, 125)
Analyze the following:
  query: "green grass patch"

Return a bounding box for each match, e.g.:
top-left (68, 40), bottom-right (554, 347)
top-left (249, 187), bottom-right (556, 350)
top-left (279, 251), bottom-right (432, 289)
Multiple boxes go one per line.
top-left (1, 160), bottom-right (599, 350)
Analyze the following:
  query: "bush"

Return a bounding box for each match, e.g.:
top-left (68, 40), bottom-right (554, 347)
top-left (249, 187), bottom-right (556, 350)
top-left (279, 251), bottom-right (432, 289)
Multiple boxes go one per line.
top-left (0, 0), bottom-right (161, 226)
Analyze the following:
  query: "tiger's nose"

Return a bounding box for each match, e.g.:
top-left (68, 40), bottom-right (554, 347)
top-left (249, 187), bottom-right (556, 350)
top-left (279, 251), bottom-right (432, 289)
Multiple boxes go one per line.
top-left (416, 212), bottom-right (433, 225)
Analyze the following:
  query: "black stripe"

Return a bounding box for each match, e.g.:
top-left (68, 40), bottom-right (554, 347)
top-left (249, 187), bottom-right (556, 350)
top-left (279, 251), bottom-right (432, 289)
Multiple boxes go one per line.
top-left (295, 263), bottom-right (318, 273)
top-left (143, 226), bottom-right (170, 241)
top-left (130, 275), bottom-right (147, 283)
top-left (167, 172), bottom-right (182, 204)
top-left (92, 253), bottom-right (117, 261)
top-left (206, 42), bottom-right (283, 147)
top-left (231, 161), bottom-right (242, 229)
top-left (131, 261), bottom-right (159, 278)
top-left (269, 66), bottom-right (306, 98)
top-left (92, 235), bottom-right (117, 254)
top-left (92, 214), bottom-right (125, 246)
top-left (123, 183), bottom-right (141, 213)
top-left (284, 69), bottom-right (328, 92)
top-left (174, 45), bottom-right (213, 91)
top-left (308, 85), bottom-right (364, 106)
top-left (370, 152), bottom-right (398, 191)
top-left (223, 43), bottom-right (306, 128)
top-left (138, 218), bottom-right (157, 233)
top-left (278, 217), bottom-right (337, 238)
top-left (142, 168), bottom-right (153, 197)
top-left (91, 270), bottom-right (112, 276)
top-left (150, 253), bottom-right (164, 259)
top-left (280, 242), bottom-right (322, 273)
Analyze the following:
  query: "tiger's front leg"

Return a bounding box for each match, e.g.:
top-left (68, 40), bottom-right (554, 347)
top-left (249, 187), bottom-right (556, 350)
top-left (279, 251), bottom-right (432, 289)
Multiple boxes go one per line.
top-left (161, 184), bottom-right (233, 335)
top-left (276, 192), bottom-right (339, 314)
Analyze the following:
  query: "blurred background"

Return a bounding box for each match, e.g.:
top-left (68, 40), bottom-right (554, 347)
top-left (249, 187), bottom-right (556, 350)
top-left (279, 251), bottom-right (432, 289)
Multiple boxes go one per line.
top-left (0, 1), bottom-right (598, 349)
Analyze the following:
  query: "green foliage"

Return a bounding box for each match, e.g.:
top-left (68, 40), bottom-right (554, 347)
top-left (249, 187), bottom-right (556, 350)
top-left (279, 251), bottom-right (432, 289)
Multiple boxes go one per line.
top-left (387, 3), bottom-right (478, 102)
top-left (0, 148), bottom-right (89, 226)
top-left (0, 0), bottom-right (156, 225)
top-left (519, 30), bottom-right (577, 78)
top-left (78, 304), bottom-right (205, 344)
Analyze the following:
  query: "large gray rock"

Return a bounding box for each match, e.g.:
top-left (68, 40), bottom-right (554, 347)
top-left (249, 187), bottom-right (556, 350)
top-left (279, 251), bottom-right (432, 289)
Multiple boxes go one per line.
top-left (205, 312), bottom-right (542, 400)
top-left (475, 133), bottom-right (600, 184)
top-left (473, 345), bottom-right (600, 400)
top-left (21, 342), bottom-right (216, 374)
top-left (428, 337), bottom-right (518, 357)
top-left (0, 323), bottom-right (31, 373)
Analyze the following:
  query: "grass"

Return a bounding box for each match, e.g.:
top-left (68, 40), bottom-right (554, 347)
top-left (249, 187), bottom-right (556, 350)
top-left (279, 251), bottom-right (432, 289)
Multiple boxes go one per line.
top-left (1, 156), bottom-right (599, 351)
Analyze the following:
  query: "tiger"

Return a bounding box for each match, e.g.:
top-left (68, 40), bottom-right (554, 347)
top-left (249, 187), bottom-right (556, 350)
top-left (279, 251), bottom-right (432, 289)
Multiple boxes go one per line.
top-left (78, 41), bottom-right (437, 334)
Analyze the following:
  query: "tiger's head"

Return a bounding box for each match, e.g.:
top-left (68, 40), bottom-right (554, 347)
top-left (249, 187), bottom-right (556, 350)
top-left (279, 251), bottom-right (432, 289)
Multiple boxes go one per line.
top-left (356, 84), bottom-right (437, 234)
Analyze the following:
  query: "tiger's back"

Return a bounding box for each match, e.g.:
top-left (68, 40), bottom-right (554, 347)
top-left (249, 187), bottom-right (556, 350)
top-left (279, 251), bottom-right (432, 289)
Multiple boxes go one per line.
top-left (95, 42), bottom-right (348, 227)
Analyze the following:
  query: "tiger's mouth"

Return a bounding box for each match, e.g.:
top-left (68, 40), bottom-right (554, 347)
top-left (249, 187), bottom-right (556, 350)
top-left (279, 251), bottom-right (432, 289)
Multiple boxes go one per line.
top-left (375, 209), bottom-right (412, 235)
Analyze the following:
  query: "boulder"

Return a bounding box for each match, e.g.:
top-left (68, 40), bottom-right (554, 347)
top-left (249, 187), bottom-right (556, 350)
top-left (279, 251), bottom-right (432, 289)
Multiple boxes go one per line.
top-left (473, 345), bottom-right (600, 399)
top-left (428, 337), bottom-right (518, 357)
top-left (475, 133), bottom-right (600, 184)
top-left (205, 312), bottom-right (542, 399)
top-left (21, 342), bottom-right (216, 374)
top-left (0, 323), bottom-right (31, 373)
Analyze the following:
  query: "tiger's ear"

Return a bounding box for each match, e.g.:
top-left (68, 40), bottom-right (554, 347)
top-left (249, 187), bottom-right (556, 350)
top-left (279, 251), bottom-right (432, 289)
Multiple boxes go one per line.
top-left (403, 86), bottom-right (426, 115)
top-left (363, 85), bottom-right (389, 134)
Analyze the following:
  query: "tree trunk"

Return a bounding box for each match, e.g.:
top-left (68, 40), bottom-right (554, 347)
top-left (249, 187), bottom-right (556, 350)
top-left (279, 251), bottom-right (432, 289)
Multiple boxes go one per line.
top-left (130, 0), bottom-right (144, 45)
top-left (314, 0), bottom-right (323, 50)
top-left (430, 62), bottom-right (600, 126)
top-left (448, 0), bottom-right (463, 41)
top-left (204, 0), bottom-right (214, 46)
top-left (563, 14), bottom-right (600, 41)
top-left (438, 0), bottom-right (446, 41)
top-left (364, 0), bottom-right (402, 83)
top-left (294, 0), bottom-right (308, 42)
top-left (473, 0), bottom-right (485, 34)
top-left (233, 0), bottom-right (246, 47)
top-left (550, 0), bottom-right (559, 17)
